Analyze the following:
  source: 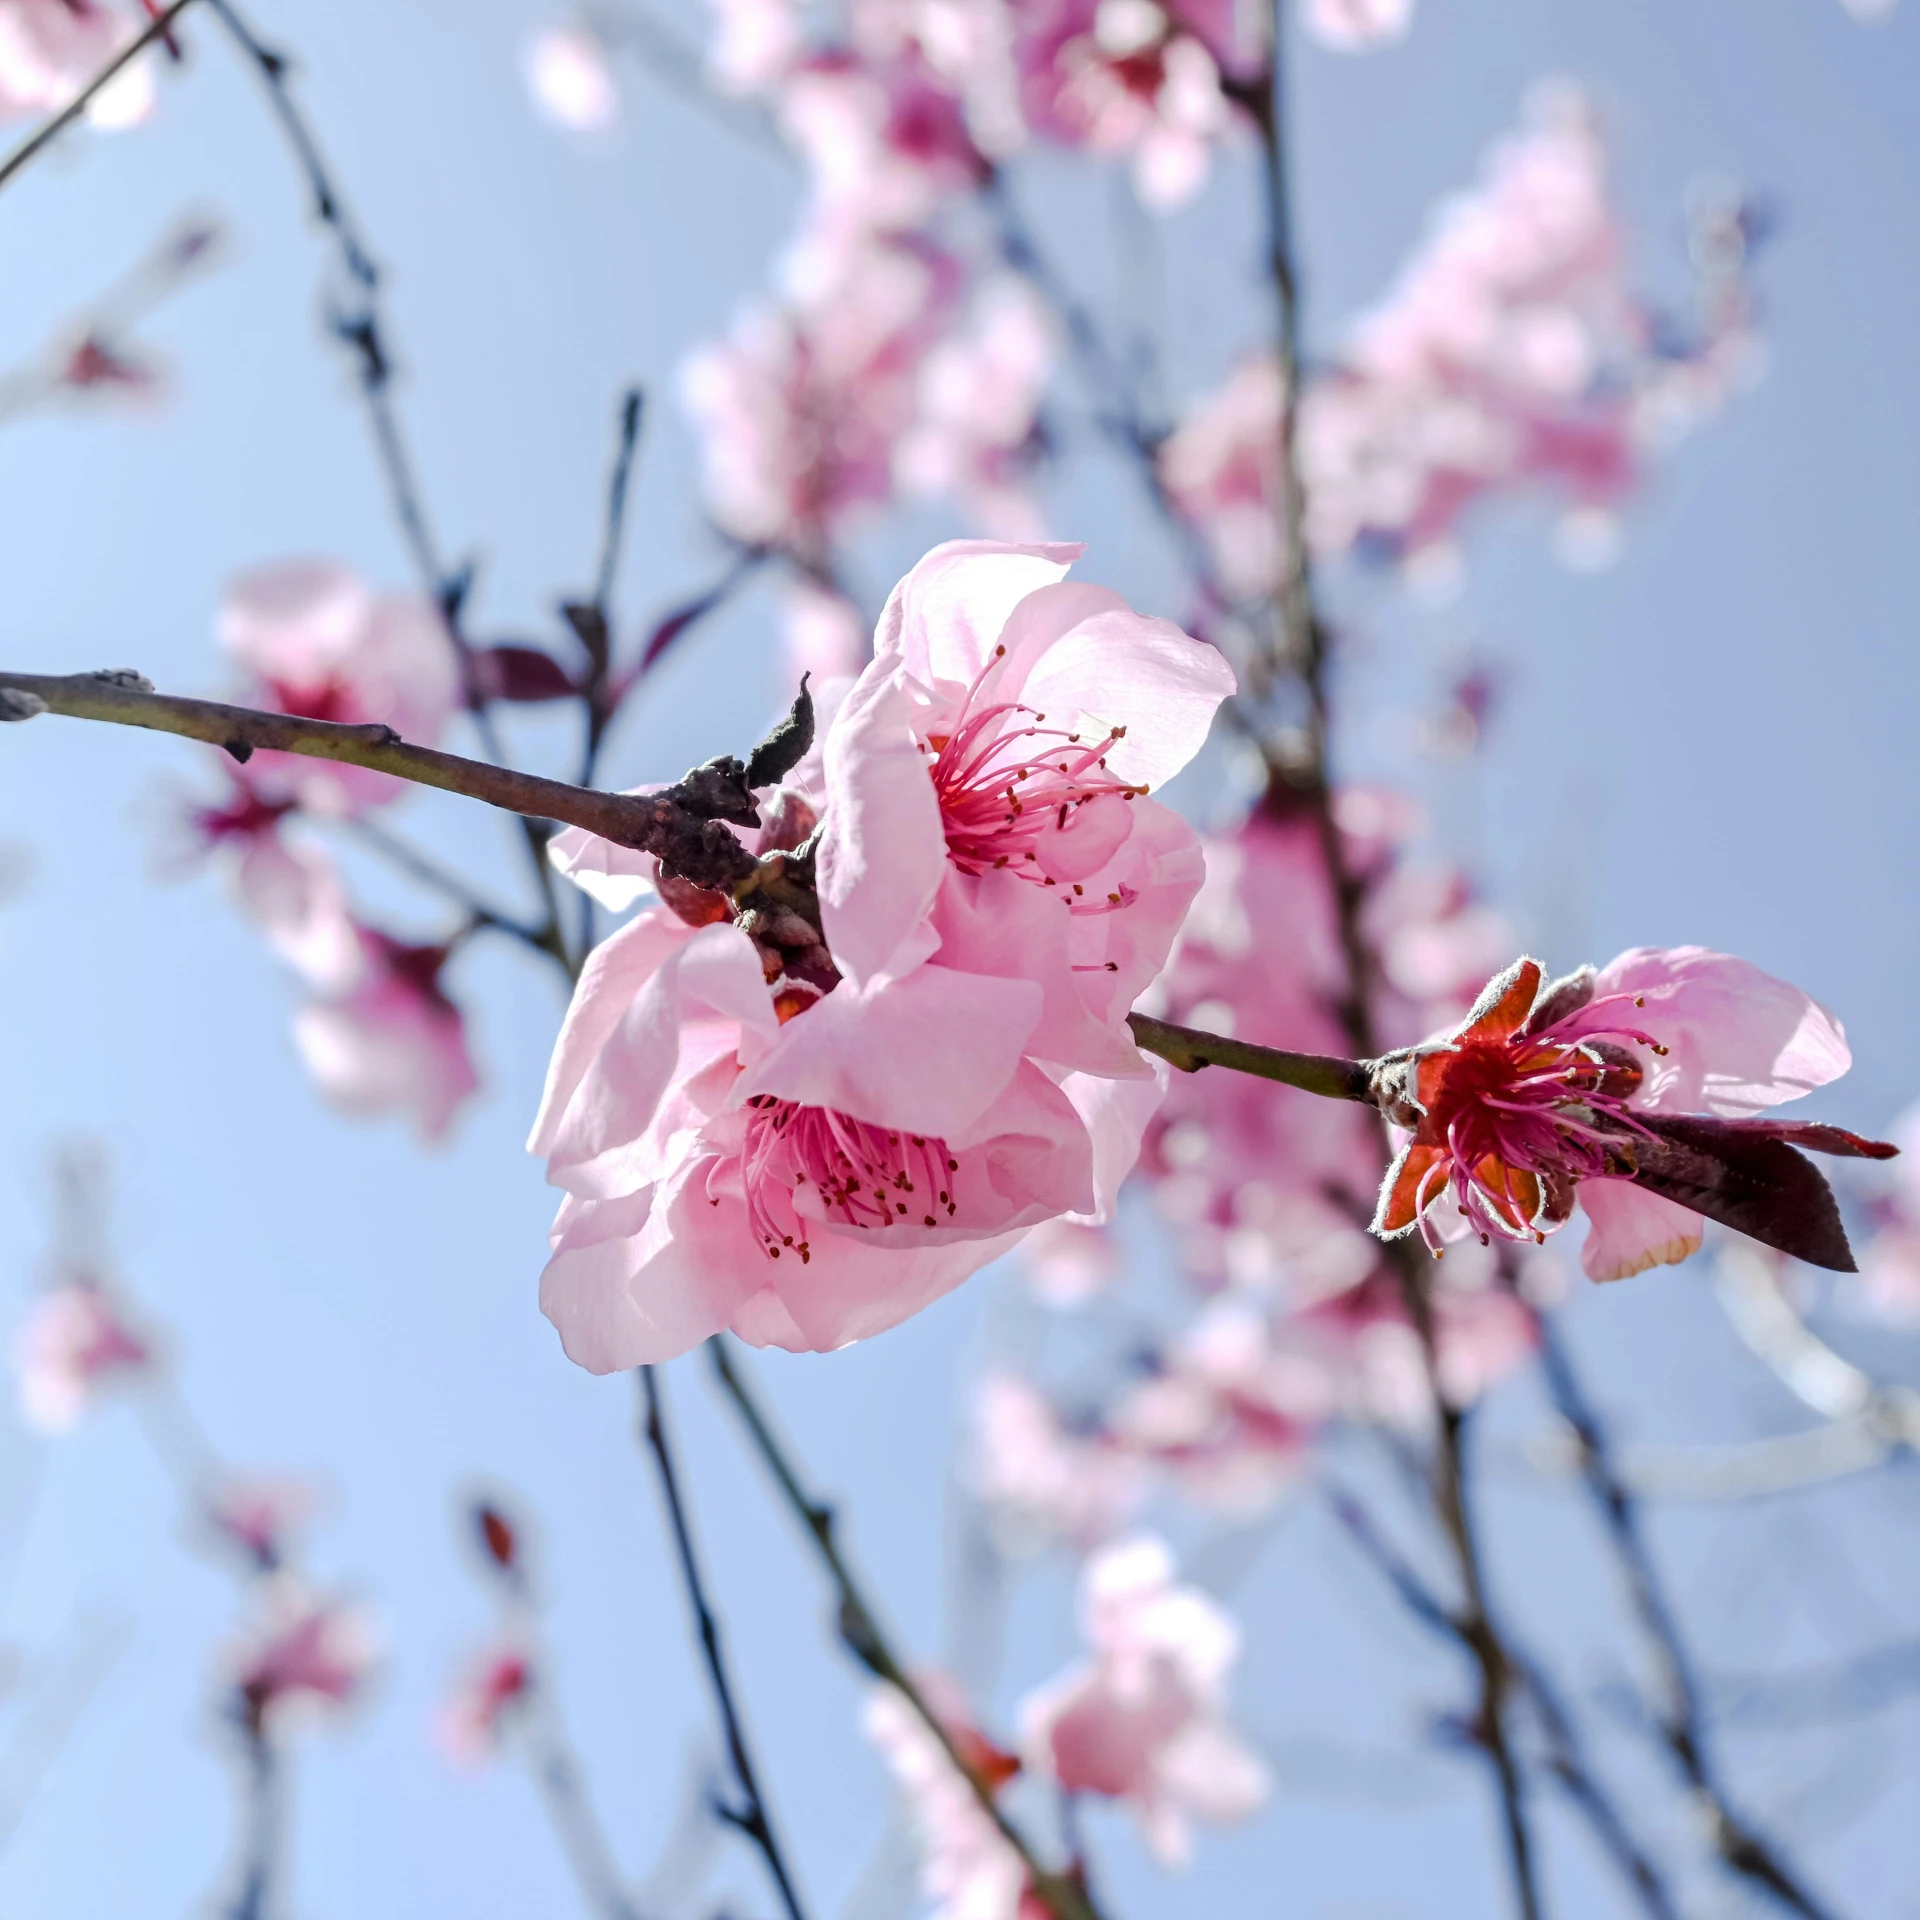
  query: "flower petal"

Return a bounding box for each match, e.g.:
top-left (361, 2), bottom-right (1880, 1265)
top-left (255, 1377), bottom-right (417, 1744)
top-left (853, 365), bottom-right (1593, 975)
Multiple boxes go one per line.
top-left (874, 538), bottom-right (1081, 688)
top-left (817, 667), bottom-right (948, 986)
top-left (1577, 1179), bottom-right (1703, 1283)
top-left (1580, 947), bottom-right (1852, 1117)
top-left (1373, 1142), bottom-right (1445, 1235)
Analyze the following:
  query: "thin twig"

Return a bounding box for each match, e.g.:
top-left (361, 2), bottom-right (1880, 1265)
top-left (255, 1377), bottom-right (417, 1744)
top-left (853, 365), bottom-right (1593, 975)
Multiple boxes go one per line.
top-left (0, 0), bottom-right (202, 197)
top-left (342, 815), bottom-right (553, 952)
top-left (1126, 1011), bottom-right (1369, 1099)
top-left (524, 1686), bottom-right (647, 1920)
top-left (1327, 1489), bottom-right (1679, 1920)
top-left (1535, 1316), bottom-right (1843, 1920)
top-left (199, 0), bottom-right (570, 956)
top-left (226, 1726), bottom-right (282, 1920)
top-left (706, 1337), bottom-right (1103, 1920)
top-left (635, 1366), bottom-right (809, 1920)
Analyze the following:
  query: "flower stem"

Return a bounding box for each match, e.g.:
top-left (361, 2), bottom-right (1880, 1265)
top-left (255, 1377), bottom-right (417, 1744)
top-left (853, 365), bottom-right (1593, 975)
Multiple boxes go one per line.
top-left (705, 1336), bottom-right (1104, 1920)
top-left (1125, 1012), bottom-right (1369, 1099)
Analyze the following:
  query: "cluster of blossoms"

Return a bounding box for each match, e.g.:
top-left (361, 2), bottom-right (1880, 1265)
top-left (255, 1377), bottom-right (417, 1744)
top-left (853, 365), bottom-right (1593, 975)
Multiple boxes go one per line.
top-left (1159, 85), bottom-right (1762, 597)
top-left (531, 539), bottom-right (1233, 1362)
top-left (188, 561), bottom-right (480, 1143)
top-left (867, 1535), bottom-right (1266, 1915)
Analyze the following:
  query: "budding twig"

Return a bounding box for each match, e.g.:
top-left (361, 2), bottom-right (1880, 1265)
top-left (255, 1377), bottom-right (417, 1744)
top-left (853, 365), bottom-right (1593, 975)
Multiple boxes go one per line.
top-left (706, 1337), bottom-right (1105, 1920)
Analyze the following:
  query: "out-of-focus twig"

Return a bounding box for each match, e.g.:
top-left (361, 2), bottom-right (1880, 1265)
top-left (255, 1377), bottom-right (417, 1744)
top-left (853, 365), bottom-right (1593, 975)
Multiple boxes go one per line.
top-left (1536, 1315), bottom-right (1843, 1920)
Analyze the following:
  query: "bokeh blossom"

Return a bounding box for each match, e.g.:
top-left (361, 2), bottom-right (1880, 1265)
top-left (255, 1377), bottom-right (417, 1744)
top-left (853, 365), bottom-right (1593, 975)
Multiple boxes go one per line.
top-left (15, 1277), bottom-right (150, 1432)
top-left (1019, 1534), bottom-right (1268, 1862)
top-left (227, 1580), bottom-right (375, 1736)
top-left (1160, 86), bottom-right (1759, 591)
top-left (1300, 0), bottom-right (1413, 51)
top-left (219, 561), bottom-right (459, 816)
top-left (294, 931), bottom-right (479, 1144)
top-left (525, 21), bottom-right (621, 129)
top-left (0, 0), bottom-right (155, 126)
top-left (438, 1639), bottom-right (534, 1764)
top-left (866, 1672), bottom-right (1032, 1920)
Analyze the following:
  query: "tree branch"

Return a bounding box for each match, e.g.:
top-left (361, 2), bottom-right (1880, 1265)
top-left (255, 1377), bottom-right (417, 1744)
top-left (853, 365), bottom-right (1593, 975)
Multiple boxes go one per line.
top-left (1125, 1012), bottom-right (1369, 1099)
top-left (706, 1336), bottom-right (1104, 1920)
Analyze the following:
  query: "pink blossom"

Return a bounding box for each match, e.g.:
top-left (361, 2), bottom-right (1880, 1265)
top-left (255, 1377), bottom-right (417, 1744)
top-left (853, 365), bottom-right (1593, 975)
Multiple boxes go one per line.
top-left (531, 543), bottom-right (1230, 1368)
top-left (526, 22), bottom-right (620, 129)
top-left (970, 1368), bottom-right (1145, 1549)
top-left (1162, 89), bottom-right (1757, 586)
top-left (1019, 1535), bottom-right (1267, 1862)
top-left (438, 1639), bottom-right (534, 1764)
top-left (205, 1476), bottom-right (311, 1570)
top-left (1300, 0), bottom-right (1413, 51)
top-left (294, 932), bottom-right (479, 1144)
top-left (219, 561), bottom-right (459, 816)
top-left (227, 1580), bottom-right (375, 1736)
top-left (1018, 1214), bottom-right (1119, 1306)
top-left (15, 1278), bottom-right (150, 1432)
top-left (192, 781), bottom-right (363, 991)
top-left (896, 272), bottom-right (1053, 536)
top-left (680, 240), bottom-right (954, 558)
top-left (1372, 950), bottom-right (1892, 1283)
top-left (0, 1), bottom-right (153, 124)
top-left (823, 539), bottom-right (1232, 1083)
top-left (1013, 0), bottom-right (1235, 209)
top-left (1109, 1299), bottom-right (1323, 1513)
top-left (865, 1672), bottom-right (1035, 1920)
top-left (848, 0), bottom-right (1025, 154)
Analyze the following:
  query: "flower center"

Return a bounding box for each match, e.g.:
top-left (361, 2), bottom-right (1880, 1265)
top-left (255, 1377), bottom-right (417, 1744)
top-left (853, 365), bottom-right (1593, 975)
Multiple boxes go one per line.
top-left (1420, 1002), bottom-right (1666, 1250)
top-left (742, 1096), bottom-right (958, 1263)
top-left (924, 643), bottom-right (1146, 892)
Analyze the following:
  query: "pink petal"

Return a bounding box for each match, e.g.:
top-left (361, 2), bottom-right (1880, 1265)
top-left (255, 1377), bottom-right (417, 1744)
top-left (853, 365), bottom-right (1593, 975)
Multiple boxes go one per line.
top-left (1058, 1061), bottom-right (1170, 1221)
top-left (817, 668), bottom-right (948, 985)
top-left (1579, 946), bottom-right (1851, 1116)
top-left (527, 910), bottom-right (695, 1156)
top-left (1577, 1179), bottom-right (1703, 1283)
top-left (1016, 610), bottom-right (1237, 789)
top-left (874, 538), bottom-right (1081, 688)
top-left (547, 820), bottom-right (660, 912)
top-left (740, 964), bottom-right (1042, 1140)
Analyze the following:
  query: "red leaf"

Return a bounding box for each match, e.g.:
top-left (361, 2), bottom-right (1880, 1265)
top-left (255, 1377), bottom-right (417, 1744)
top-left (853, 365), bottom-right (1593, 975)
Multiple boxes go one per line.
top-left (473, 646), bottom-right (578, 704)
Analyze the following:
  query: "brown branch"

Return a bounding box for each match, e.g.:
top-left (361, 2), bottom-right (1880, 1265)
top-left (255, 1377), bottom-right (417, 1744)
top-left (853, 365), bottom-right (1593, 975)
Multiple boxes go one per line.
top-left (1126, 1012), bottom-right (1369, 1100)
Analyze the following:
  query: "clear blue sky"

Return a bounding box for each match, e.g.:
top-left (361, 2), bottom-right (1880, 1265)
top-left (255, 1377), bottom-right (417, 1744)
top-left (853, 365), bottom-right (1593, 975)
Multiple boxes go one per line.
top-left (0, 0), bottom-right (1914, 1914)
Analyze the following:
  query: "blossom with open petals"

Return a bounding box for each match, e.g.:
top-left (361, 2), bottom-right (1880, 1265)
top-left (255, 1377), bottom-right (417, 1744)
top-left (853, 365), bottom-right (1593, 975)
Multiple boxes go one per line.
top-left (1371, 949), bottom-right (1895, 1282)
top-left (220, 562), bottom-right (459, 816)
top-left (15, 1279), bottom-right (149, 1432)
top-left (1020, 1535), bottom-right (1268, 1863)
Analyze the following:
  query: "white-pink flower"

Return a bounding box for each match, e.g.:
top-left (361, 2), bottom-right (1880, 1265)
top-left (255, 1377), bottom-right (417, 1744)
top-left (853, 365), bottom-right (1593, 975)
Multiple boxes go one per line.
top-left (227, 1580), bottom-right (376, 1736)
top-left (294, 932), bottom-right (479, 1144)
top-left (970, 1368), bottom-right (1145, 1549)
top-left (15, 1278), bottom-right (149, 1432)
top-left (220, 561), bottom-right (459, 816)
top-left (438, 1639), bottom-right (534, 1764)
top-left (1019, 1535), bottom-right (1268, 1863)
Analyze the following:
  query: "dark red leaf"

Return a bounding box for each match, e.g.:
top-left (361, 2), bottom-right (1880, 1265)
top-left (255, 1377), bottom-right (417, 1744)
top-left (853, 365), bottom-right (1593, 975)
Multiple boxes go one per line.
top-left (472, 645), bottom-right (578, 704)
top-left (476, 1504), bottom-right (517, 1570)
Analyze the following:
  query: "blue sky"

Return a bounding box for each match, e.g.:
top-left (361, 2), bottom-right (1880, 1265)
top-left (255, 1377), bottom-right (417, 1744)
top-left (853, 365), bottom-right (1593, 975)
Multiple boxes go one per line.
top-left (0, 0), bottom-right (1915, 1914)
